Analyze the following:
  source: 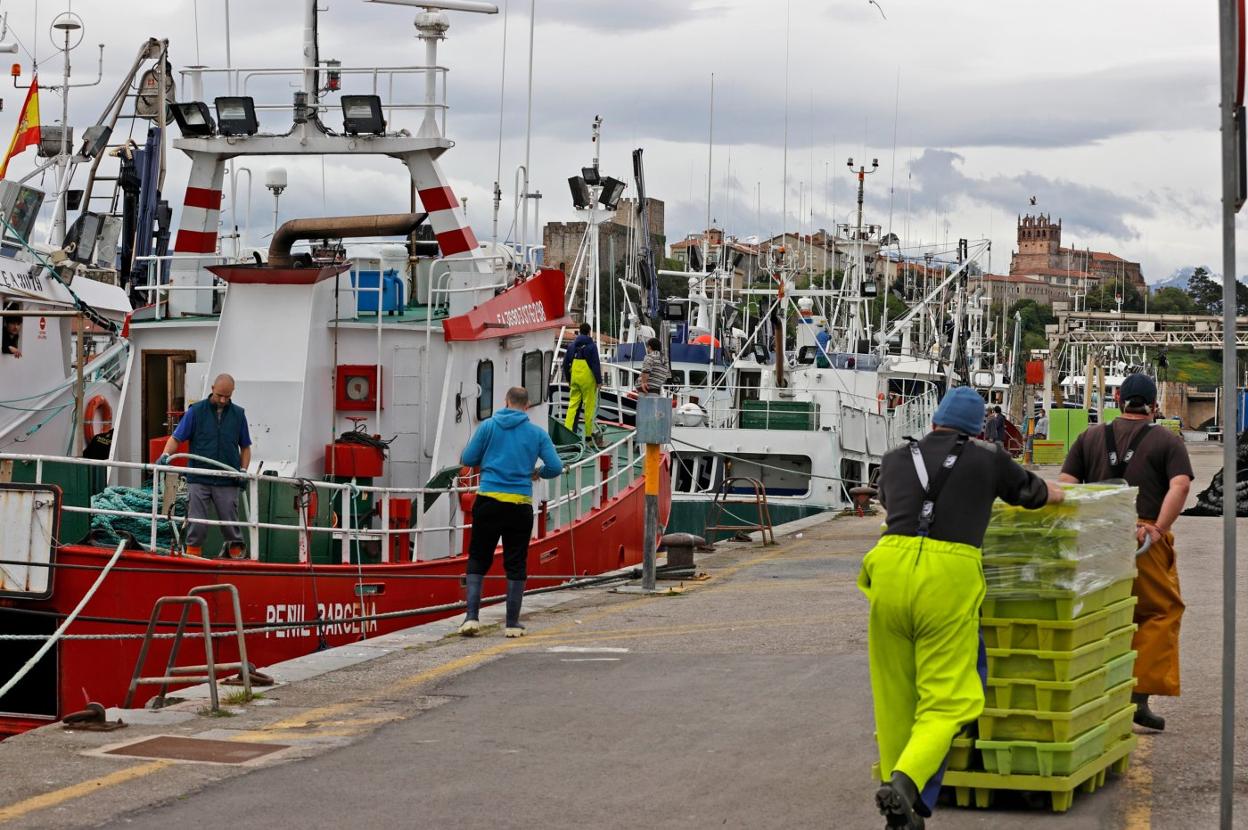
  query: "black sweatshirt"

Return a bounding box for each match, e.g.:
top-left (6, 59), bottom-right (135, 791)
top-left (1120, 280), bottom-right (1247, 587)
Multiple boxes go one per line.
top-left (877, 430), bottom-right (1050, 548)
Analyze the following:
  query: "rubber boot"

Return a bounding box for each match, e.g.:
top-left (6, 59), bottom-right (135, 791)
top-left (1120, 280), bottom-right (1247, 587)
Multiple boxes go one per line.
top-left (1132, 692), bottom-right (1166, 731)
top-left (459, 573), bottom-right (483, 637)
top-left (875, 771), bottom-right (925, 829)
top-left (504, 579), bottom-right (526, 638)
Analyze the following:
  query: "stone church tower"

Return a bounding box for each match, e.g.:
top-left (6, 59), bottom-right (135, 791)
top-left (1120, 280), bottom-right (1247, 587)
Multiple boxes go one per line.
top-left (1010, 214), bottom-right (1061, 275)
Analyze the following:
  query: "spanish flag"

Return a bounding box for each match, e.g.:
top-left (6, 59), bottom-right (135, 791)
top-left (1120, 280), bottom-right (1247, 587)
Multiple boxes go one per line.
top-left (0, 78), bottom-right (40, 179)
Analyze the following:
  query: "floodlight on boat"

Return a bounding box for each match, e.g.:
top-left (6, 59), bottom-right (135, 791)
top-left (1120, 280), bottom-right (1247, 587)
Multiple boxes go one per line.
top-left (363, 0), bottom-right (499, 13)
top-left (568, 176), bottom-right (592, 209)
top-left (214, 96), bottom-right (259, 136)
top-left (341, 95), bottom-right (385, 135)
top-left (581, 166), bottom-right (601, 186)
top-left (171, 101), bottom-right (215, 137)
top-left (598, 177), bottom-right (625, 210)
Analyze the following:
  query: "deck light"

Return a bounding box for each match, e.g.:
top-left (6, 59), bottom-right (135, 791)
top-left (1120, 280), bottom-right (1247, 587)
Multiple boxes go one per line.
top-left (340, 95), bottom-right (385, 135)
top-left (214, 96), bottom-right (259, 136)
top-left (581, 166), bottom-right (601, 186)
top-left (568, 176), bottom-right (592, 209)
top-left (171, 101), bottom-right (215, 137)
top-left (598, 177), bottom-right (625, 210)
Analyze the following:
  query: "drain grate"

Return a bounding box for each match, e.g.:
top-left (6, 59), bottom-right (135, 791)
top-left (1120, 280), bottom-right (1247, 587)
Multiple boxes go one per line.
top-left (103, 735), bottom-right (288, 765)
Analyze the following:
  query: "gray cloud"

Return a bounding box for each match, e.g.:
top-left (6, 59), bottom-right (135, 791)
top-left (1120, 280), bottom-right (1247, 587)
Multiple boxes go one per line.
top-left (901, 149), bottom-right (1152, 240)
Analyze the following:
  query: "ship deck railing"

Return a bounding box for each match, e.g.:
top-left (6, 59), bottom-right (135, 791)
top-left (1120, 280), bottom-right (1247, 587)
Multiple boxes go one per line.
top-left (0, 428), bottom-right (643, 565)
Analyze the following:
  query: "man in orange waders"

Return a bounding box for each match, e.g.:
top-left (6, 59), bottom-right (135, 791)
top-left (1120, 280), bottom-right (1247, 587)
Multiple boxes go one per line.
top-left (1059, 373), bottom-right (1193, 730)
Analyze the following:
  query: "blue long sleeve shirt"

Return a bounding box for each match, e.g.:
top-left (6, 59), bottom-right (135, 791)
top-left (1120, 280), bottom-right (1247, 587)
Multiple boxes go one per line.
top-left (461, 408), bottom-right (563, 502)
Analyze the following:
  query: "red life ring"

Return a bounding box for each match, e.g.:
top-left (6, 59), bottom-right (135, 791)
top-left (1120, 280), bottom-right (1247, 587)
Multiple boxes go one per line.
top-left (83, 396), bottom-right (113, 442)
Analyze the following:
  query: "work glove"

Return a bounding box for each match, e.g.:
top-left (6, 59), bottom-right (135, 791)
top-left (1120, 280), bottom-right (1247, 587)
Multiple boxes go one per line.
top-left (156, 454), bottom-right (170, 466)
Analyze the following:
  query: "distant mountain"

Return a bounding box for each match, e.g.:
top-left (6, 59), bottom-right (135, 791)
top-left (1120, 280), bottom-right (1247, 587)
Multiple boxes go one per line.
top-left (1147, 266), bottom-right (1247, 291)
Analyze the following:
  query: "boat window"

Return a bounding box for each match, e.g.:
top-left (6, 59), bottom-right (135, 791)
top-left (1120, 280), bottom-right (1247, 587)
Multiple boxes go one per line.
top-left (669, 370), bottom-right (685, 386)
top-left (688, 370), bottom-right (708, 386)
top-left (477, 359), bottom-right (494, 420)
top-left (727, 454), bottom-right (812, 498)
top-left (696, 456), bottom-right (715, 492)
top-left (675, 454), bottom-right (695, 493)
top-left (522, 350), bottom-right (544, 404)
top-left (542, 350), bottom-right (553, 388)
top-left (2, 303), bottom-right (22, 358)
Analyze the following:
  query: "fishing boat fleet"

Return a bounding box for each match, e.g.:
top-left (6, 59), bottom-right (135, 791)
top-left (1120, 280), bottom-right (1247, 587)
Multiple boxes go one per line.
top-left (0, 0), bottom-right (1022, 736)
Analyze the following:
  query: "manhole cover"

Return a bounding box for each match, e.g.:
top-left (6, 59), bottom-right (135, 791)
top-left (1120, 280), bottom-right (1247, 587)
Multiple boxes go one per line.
top-left (103, 736), bottom-right (288, 765)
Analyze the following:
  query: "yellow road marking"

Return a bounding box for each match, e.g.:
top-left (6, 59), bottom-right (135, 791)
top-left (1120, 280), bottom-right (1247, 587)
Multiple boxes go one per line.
top-left (527, 615), bottom-right (835, 643)
top-left (1124, 732), bottom-right (1152, 829)
top-left (0, 761), bottom-right (170, 823)
top-left (0, 532), bottom-right (815, 823)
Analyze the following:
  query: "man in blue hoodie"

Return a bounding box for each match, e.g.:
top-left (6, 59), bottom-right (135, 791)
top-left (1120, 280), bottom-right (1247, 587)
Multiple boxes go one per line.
top-left (459, 386), bottom-right (564, 638)
top-left (562, 322), bottom-right (602, 439)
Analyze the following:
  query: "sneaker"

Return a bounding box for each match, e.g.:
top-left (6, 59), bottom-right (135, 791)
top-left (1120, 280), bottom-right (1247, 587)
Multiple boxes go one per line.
top-left (504, 625), bottom-right (526, 638)
top-left (458, 620), bottom-right (481, 637)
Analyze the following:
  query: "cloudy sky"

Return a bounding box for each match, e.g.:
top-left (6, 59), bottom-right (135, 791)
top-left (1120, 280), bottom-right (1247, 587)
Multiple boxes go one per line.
top-left (0, 0), bottom-right (1234, 281)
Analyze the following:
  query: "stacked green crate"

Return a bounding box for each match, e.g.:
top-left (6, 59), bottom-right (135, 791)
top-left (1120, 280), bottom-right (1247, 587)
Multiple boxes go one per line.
top-left (943, 484), bottom-right (1142, 812)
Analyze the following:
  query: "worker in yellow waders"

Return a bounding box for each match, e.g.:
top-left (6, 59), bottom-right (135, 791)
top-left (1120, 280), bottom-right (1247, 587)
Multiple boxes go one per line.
top-left (862, 386), bottom-right (1065, 828)
top-left (1059, 373), bottom-right (1192, 731)
top-left (562, 322), bottom-right (602, 440)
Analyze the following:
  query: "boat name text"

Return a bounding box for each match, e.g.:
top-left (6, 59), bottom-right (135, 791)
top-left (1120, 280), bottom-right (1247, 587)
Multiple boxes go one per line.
top-left (496, 300), bottom-right (546, 327)
top-left (264, 601), bottom-right (380, 638)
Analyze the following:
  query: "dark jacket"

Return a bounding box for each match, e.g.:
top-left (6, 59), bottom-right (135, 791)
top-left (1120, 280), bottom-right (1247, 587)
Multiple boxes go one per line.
top-left (561, 334), bottom-right (602, 384)
top-left (176, 399), bottom-right (250, 486)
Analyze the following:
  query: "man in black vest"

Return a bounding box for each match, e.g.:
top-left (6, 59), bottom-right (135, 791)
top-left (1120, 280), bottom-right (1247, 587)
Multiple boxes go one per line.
top-left (158, 373), bottom-right (252, 556)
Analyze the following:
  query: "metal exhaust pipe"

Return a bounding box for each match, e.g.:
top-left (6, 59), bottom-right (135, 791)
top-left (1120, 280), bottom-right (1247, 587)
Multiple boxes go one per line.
top-left (267, 213), bottom-right (428, 268)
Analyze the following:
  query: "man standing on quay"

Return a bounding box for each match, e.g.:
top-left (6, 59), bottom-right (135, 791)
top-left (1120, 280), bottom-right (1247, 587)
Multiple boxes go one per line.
top-left (459, 387), bottom-right (563, 638)
top-left (1059, 373), bottom-right (1193, 730)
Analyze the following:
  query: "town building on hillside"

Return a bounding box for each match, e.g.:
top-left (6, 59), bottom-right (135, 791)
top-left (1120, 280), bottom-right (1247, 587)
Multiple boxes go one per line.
top-left (668, 228), bottom-right (761, 290)
top-left (975, 272), bottom-right (1072, 307)
top-left (542, 196), bottom-right (666, 279)
top-left (1008, 214), bottom-right (1145, 302)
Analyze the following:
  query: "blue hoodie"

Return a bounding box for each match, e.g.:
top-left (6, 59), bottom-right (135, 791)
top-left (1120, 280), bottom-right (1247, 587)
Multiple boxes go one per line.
top-left (461, 407), bottom-right (564, 499)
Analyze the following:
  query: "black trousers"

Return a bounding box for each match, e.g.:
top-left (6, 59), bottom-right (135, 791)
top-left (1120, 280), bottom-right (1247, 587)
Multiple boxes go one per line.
top-left (467, 495), bottom-right (534, 581)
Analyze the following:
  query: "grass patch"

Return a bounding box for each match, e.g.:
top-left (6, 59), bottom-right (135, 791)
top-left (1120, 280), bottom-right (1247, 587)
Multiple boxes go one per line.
top-left (221, 690), bottom-right (264, 706)
top-left (1162, 348), bottom-right (1224, 386)
top-left (198, 706), bottom-right (236, 718)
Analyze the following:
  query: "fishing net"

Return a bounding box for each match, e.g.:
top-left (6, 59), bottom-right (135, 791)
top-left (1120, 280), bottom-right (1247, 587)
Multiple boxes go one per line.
top-left (89, 485), bottom-right (186, 550)
top-left (982, 484), bottom-right (1140, 599)
top-left (1182, 434), bottom-right (1248, 517)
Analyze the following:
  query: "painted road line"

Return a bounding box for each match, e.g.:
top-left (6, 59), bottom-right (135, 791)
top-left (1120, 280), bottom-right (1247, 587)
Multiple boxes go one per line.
top-left (545, 646), bottom-right (630, 653)
top-left (0, 761), bottom-right (170, 823)
top-left (1124, 732), bottom-right (1153, 829)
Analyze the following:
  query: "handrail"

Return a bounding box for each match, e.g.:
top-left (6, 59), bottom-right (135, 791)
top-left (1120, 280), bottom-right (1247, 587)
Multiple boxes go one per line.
top-left (0, 431), bottom-right (641, 560)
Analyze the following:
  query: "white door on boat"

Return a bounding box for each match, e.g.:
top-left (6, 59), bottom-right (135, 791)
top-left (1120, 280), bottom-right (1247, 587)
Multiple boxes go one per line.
top-left (390, 346), bottom-right (428, 488)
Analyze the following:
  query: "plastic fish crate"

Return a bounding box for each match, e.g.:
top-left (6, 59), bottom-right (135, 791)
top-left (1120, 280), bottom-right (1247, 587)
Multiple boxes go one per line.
top-left (978, 694), bottom-right (1106, 743)
top-left (982, 554), bottom-right (1135, 595)
top-left (982, 527), bottom-right (1082, 560)
top-left (1104, 623), bottom-right (1138, 660)
top-left (1103, 703), bottom-right (1136, 743)
top-left (986, 636), bottom-right (1110, 683)
top-left (948, 736), bottom-right (975, 772)
top-left (984, 667), bottom-right (1108, 713)
top-left (980, 596), bottom-right (1138, 652)
top-left (977, 720), bottom-right (1110, 776)
top-left (1100, 678), bottom-right (1136, 720)
top-left (943, 734), bottom-right (1138, 812)
top-left (1104, 651), bottom-right (1138, 689)
top-left (981, 573), bottom-right (1136, 621)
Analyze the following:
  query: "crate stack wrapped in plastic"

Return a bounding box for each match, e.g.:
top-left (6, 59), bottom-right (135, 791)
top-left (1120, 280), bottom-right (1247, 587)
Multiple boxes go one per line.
top-left (941, 484), bottom-right (1142, 812)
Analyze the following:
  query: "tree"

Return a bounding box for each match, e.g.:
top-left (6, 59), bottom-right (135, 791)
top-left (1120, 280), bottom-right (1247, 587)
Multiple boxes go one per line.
top-left (1148, 286), bottom-right (1198, 315)
top-left (1007, 299), bottom-right (1056, 353)
top-left (1083, 279), bottom-right (1144, 312)
top-left (1187, 267), bottom-right (1221, 313)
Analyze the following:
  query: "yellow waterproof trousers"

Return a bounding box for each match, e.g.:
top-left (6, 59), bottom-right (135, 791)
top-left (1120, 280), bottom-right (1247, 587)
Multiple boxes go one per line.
top-left (1133, 525), bottom-right (1183, 696)
top-left (857, 534), bottom-right (985, 792)
top-left (564, 359), bottom-right (598, 435)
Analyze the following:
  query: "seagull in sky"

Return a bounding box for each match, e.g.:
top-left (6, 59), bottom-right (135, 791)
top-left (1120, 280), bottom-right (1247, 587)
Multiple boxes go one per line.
top-left (868, 0), bottom-right (887, 19)
top-left (1029, 196), bottom-right (1037, 205)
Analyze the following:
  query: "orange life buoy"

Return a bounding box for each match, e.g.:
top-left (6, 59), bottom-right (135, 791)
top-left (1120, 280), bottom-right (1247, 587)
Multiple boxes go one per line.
top-left (83, 396), bottom-right (113, 442)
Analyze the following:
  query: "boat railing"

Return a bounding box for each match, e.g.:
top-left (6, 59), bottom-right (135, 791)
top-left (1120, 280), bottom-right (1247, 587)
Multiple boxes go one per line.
top-left (132, 255), bottom-right (233, 320)
top-left (180, 64), bottom-right (450, 136)
top-left (0, 432), bottom-right (643, 563)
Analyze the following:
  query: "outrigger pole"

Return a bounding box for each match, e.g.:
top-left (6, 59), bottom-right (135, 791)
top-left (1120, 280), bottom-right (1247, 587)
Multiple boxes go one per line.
top-left (1216, 1), bottom-right (1241, 827)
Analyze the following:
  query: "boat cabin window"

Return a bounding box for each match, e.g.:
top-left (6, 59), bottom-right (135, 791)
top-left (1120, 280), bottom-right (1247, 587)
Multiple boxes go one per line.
top-left (688, 370), bottom-right (708, 387)
top-left (727, 453), bottom-right (812, 497)
top-left (522, 350), bottom-right (544, 404)
top-left (542, 350), bottom-right (554, 390)
top-left (2, 303), bottom-right (21, 358)
top-left (675, 454), bottom-right (696, 492)
top-left (669, 370), bottom-right (686, 387)
top-left (477, 359), bottom-right (494, 420)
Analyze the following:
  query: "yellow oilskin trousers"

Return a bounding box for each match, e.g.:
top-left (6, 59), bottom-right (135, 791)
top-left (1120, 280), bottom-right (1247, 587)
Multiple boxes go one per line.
top-left (1132, 524), bottom-right (1183, 696)
top-left (857, 534), bottom-right (985, 792)
top-left (564, 359), bottom-right (598, 435)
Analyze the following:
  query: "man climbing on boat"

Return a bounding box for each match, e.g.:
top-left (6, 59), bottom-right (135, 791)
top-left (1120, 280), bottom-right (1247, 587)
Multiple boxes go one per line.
top-left (157, 373), bottom-right (252, 557)
top-left (862, 386), bottom-right (1065, 828)
top-left (459, 386), bottom-right (564, 638)
top-left (562, 322), bottom-right (602, 443)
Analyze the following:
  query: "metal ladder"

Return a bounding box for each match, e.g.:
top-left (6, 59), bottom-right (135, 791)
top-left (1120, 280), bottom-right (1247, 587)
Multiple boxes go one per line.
top-left (704, 476), bottom-right (776, 547)
top-left (123, 584), bottom-right (251, 713)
